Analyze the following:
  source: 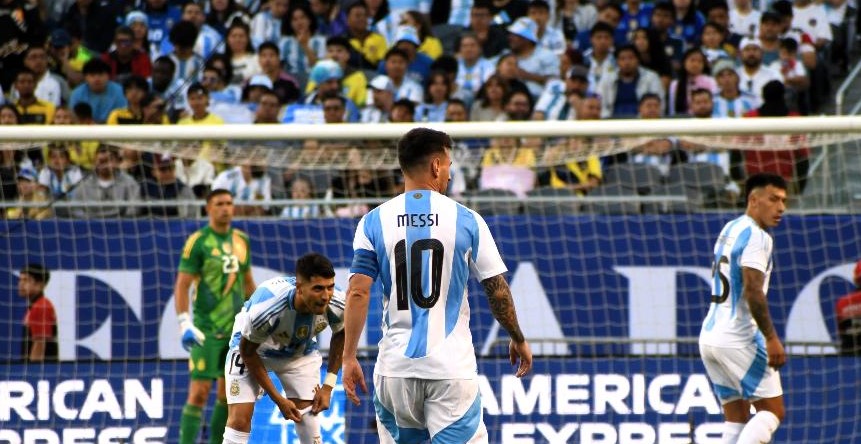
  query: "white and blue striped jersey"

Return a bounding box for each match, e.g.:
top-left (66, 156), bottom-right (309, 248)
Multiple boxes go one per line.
top-left (700, 215), bottom-right (774, 348)
top-left (456, 57), bottom-right (496, 95)
top-left (350, 190), bottom-right (507, 379)
top-left (230, 276), bottom-right (346, 359)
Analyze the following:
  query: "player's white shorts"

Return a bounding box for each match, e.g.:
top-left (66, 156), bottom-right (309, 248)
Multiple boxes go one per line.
top-left (699, 342), bottom-right (783, 404)
top-left (373, 374), bottom-right (488, 444)
top-left (225, 348), bottom-right (322, 404)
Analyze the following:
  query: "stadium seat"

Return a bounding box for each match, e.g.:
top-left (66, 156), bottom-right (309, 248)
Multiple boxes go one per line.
top-left (583, 183), bottom-right (640, 214)
top-left (642, 183), bottom-right (703, 214)
top-left (295, 170), bottom-right (333, 198)
top-left (524, 187), bottom-right (580, 215)
top-left (465, 188), bottom-right (521, 215)
top-left (667, 162), bottom-right (728, 207)
top-left (602, 163), bottom-right (664, 195)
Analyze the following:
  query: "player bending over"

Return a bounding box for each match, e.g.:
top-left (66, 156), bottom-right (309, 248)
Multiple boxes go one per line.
top-left (699, 173), bottom-right (788, 444)
top-left (222, 253), bottom-right (346, 444)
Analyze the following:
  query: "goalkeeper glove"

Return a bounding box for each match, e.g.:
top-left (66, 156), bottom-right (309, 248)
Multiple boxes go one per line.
top-left (177, 312), bottom-right (205, 351)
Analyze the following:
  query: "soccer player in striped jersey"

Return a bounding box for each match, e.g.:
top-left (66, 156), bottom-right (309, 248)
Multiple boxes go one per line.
top-left (222, 253), bottom-right (346, 444)
top-left (342, 128), bottom-right (533, 443)
top-left (699, 173), bottom-right (788, 444)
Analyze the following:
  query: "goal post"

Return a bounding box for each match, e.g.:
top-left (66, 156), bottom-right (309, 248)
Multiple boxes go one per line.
top-left (1, 117), bottom-right (860, 443)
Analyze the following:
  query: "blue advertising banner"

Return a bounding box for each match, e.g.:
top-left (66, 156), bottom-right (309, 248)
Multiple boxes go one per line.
top-left (1, 357), bottom-right (858, 443)
top-left (1, 215), bottom-right (858, 361)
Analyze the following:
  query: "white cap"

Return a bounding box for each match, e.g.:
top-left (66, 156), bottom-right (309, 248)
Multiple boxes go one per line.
top-left (739, 37), bottom-right (762, 49)
top-left (248, 74), bottom-right (274, 89)
top-left (369, 75), bottom-right (395, 94)
top-left (507, 17), bottom-right (539, 43)
top-left (394, 25), bottom-right (421, 46)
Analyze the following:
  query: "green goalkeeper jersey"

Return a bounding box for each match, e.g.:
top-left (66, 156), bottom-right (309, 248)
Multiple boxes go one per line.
top-left (178, 226), bottom-right (251, 338)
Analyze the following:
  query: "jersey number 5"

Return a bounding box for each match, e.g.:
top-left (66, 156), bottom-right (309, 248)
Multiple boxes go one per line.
top-left (711, 255), bottom-right (730, 304)
top-left (395, 239), bottom-right (444, 310)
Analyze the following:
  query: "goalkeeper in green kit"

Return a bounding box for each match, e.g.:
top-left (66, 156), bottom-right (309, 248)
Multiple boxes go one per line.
top-left (174, 189), bottom-right (256, 444)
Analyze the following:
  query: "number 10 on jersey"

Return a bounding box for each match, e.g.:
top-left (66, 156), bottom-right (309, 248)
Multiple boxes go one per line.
top-left (394, 239), bottom-right (445, 311)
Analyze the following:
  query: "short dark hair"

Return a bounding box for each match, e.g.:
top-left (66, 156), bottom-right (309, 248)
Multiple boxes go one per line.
top-left (21, 264), bottom-right (50, 284)
top-left (384, 47), bottom-right (410, 62)
top-left (691, 87), bottom-right (713, 99)
top-left (653, 1), bottom-right (676, 15)
top-left (169, 20), bottom-right (199, 48)
top-left (123, 75), bottom-right (150, 93)
top-left (83, 58), bottom-right (111, 75)
top-left (114, 25), bottom-right (134, 39)
top-left (528, 0), bottom-right (551, 11)
top-left (296, 253), bottom-right (335, 281)
top-left (391, 98), bottom-right (416, 116)
top-left (320, 92), bottom-right (346, 107)
top-left (638, 92), bottom-right (662, 106)
top-left (206, 188), bottom-right (233, 203)
top-left (744, 173), bottom-right (787, 199)
top-left (397, 128), bottom-right (453, 173)
top-left (15, 67), bottom-right (36, 81)
top-left (258, 41), bottom-right (280, 56)
top-left (95, 143), bottom-right (120, 159)
top-left (430, 55), bottom-right (458, 76)
top-left (780, 37), bottom-right (799, 53)
top-left (345, 1), bottom-right (367, 15)
top-left (326, 35), bottom-right (351, 50)
top-left (590, 21), bottom-right (615, 37)
top-left (614, 43), bottom-right (639, 60)
top-left (73, 102), bottom-right (93, 120)
top-left (154, 55), bottom-right (177, 73)
top-left (187, 81), bottom-right (209, 97)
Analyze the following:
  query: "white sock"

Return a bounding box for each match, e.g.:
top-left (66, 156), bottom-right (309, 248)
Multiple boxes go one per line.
top-left (294, 407), bottom-right (321, 444)
top-left (222, 427), bottom-right (250, 444)
top-left (736, 410), bottom-right (780, 444)
top-left (722, 421), bottom-right (745, 444)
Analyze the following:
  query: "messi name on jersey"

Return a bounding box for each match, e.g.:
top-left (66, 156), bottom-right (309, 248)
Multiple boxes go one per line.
top-left (396, 212), bottom-right (439, 228)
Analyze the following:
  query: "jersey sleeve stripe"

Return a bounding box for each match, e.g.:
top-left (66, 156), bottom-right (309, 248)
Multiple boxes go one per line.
top-left (181, 231), bottom-right (202, 259)
top-left (351, 249), bottom-right (379, 278)
top-left (251, 298), bottom-right (290, 330)
top-left (729, 227), bottom-right (753, 317)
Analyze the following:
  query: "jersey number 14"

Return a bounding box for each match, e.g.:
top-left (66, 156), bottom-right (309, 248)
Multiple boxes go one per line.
top-left (395, 239), bottom-right (444, 311)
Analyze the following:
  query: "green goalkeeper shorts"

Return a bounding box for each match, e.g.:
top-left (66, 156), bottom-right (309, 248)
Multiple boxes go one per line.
top-left (189, 336), bottom-right (230, 380)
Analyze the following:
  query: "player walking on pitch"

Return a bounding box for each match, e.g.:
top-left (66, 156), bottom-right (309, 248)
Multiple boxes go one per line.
top-left (699, 173), bottom-right (788, 444)
top-left (222, 253), bottom-right (346, 444)
top-left (175, 189), bottom-right (256, 444)
top-left (342, 127), bottom-right (533, 443)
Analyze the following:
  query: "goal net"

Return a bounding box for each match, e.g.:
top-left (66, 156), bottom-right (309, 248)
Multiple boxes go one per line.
top-left (1, 118), bottom-right (860, 444)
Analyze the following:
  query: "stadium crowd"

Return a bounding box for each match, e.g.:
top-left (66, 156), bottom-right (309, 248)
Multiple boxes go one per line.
top-left (0, 0), bottom-right (854, 217)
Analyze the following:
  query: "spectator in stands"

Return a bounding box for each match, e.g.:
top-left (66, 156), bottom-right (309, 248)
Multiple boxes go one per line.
top-left (650, 1), bottom-right (686, 71)
top-left (497, 89), bottom-right (534, 122)
top-left (140, 153), bottom-right (197, 218)
top-left (225, 21), bottom-right (261, 85)
top-left (72, 144), bottom-right (140, 218)
top-left (280, 3), bottom-right (326, 89)
top-left (402, 10), bottom-right (444, 59)
top-left (0, 0), bottom-right (45, 92)
top-left (632, 27), bottom-right (674, 90)
top-left (671, 0), bottom-right (705, 45)
top-left (119, 145), bottom-right (150, 183)
top-left (534, 65), bottom-right (590, 120)
top-left (494, 52), bottom-right (532, 98)
top-left (179, 83), bottom-right (224, 127)
top-left (150, 56), bottom-right (179, 105)
top-left (61, 0), bottom-right (122, 54)
top-left (467, 0), bottom-right (510, 58)
top-left (206, 0), bottom-right (245, 36)
top-left (771, 37), bottom-right (810, 108)
top-left (0, 106), bottom-right (25, 200)
top-left (7, 167), bottom-right (52, 220)
top-left (64, 104), bottom-right (100, 170)
top-left (758, 11), bottom-right (784, 66)
top-left (254, 88), bottom-right (283, 123)
top-left (251, 0), bottom-right (288, 46)
top-left (574, 3), bottom-right (625, 50)
top-left (619, 0), bottom-right (654, 41)
top-left (540, 95), bottom-right (603, 192)
top-left (177, 2), bottom-right (223, 60)
top-left (387, 25), bottom-right (434, 85)
top-left (555, 0), bottom-right (598, 41)
top-left (630, 93), bottom-right (688, 175)
top-left (730, 0), bottom-right (761, 38)
top-left (14, 69), bottom-right (56, 126)
top-left (415, 71), bottom-right (452, 122)
top-left (792, 0), bottom-right (832, 49)
top-left (506, 17), bottom-right (559, 98)
top-left (701, 21), bottom-right (734, 65)
top-left (320, 93), bottom-right (348, 124)
top-left (17, 264), bottom-right (57, 362)
top-left (390, 98), bottom-right (416, 123)
top-left (668, 48), bottom-right (717, 116)
top-left (102, 26), bottom-right (153, 82)
top-left (706, 2), bottom-right (741, 49)
top-left (254, 41), bottom-right (301, 105)
top-left (38, 144), bottom-right (83, 200)
top-left (836, 259), bottom-right (861, 355)
top-left (471, 74), bottom-right (509, 121)
top-left (361, 75), bottom-right (396, 123)
top-left (584, 22), bottom-right (616, 87)
top-left (315, 36), bottom-right (367, 107)
top-left (52, 107), bottom-right (74, 125)
top-left (107, 75), bottom-right (153, 125)
top-left (125, 11), bottom-right (155, 60)
top-left (141, 0), bottom-right (182, 53)
top-left (712, 58), bottom-right (757, 118)
top-left (381, 48), bottom-right (423, 103)
top-left (737, 38), bottom-right (783, 107)
top-left (454, 33), bottom-right (495, 98)
top-left (345, 2), bottom-right (388, 70)
top-left (140, 93), bottom-right (170, 125)
top-left (528, 0), bottom-right (566, 55)
top-left (22, 46), bottom-right (67, 107)
top-left (743, 80), bottom-right (809, 194)
top-left (310, 0), bottom-right (347, 37)
top-left (597, 44), bottom-right (665, 118)
top-left (70, 59), bottom-right (128, 123)
top-left (280, 175), bottom-right (323, 218)
top-left (366, 0), bottom-right (396, 44)
top-left (167, 21), bottom-right (205, 88)
top-left (211, 160), bottom-right (272, 216)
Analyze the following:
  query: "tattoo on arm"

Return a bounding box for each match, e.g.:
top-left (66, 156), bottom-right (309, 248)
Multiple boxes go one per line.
top-left (743, 268), bottom-right (776, 339)
top-left (481, 274), bottom-right (525, 343)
